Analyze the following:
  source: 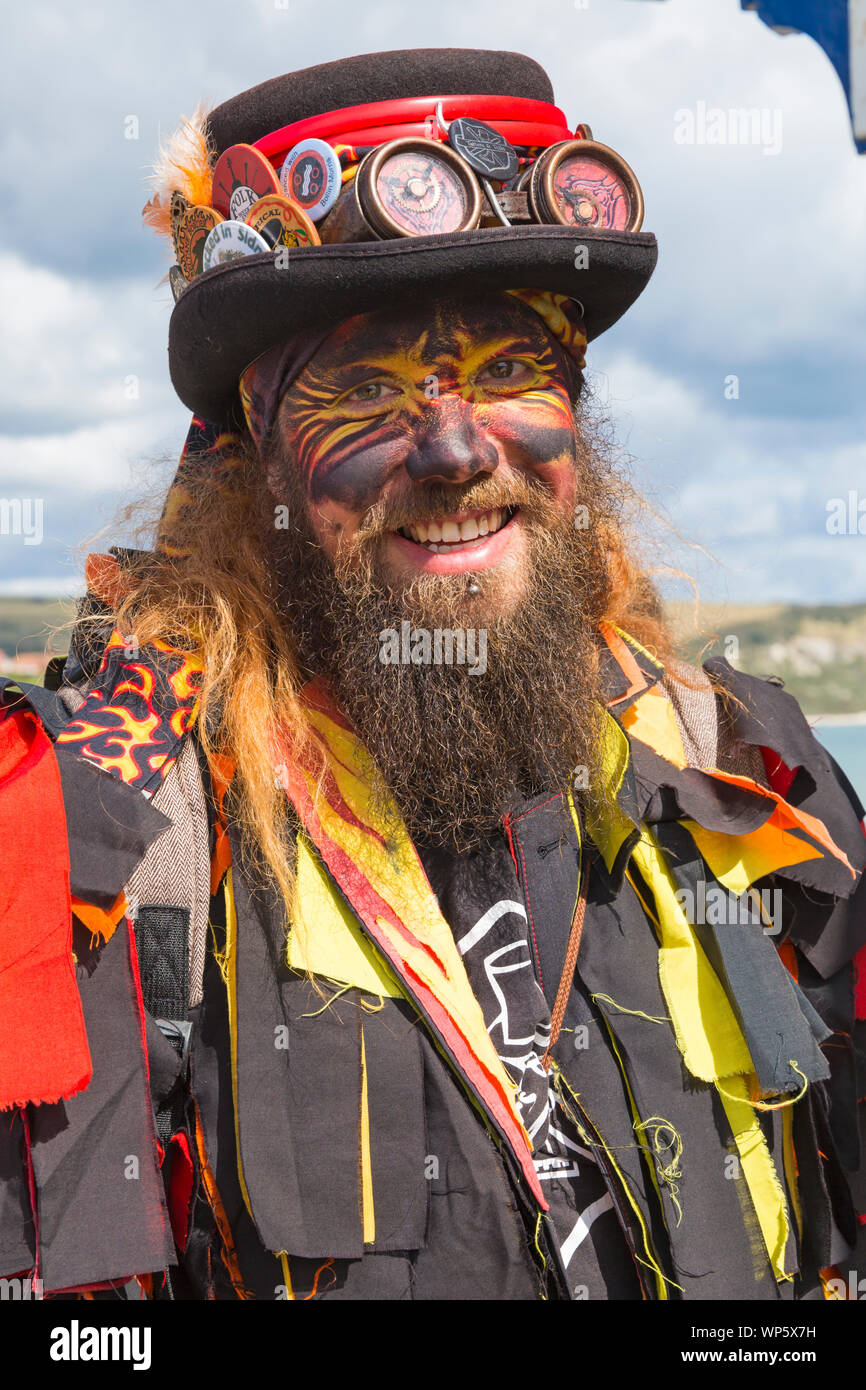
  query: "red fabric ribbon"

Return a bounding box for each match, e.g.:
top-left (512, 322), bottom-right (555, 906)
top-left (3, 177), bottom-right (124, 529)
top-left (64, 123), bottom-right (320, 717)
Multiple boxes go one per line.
top-left (0, 703), bottom-right (91, 1108)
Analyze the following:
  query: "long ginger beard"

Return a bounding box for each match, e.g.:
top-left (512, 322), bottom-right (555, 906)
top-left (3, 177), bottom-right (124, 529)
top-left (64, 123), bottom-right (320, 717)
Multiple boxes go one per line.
top-left (262, 441), bottom-right (615, 853)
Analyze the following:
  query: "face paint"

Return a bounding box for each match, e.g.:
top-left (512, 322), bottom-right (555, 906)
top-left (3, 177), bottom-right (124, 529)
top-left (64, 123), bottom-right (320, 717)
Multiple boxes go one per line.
top-left (276, 294), bottom-right (579, 513)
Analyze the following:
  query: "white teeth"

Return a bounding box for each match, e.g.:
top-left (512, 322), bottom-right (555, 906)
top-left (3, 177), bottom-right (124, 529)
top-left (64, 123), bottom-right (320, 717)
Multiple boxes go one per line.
top-left (403, 507), bottom-right (512, 549)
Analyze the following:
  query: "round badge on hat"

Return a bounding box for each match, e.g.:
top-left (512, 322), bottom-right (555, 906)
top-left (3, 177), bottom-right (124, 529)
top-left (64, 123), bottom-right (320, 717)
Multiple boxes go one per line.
top-left (201, 218), bottom-right (270, 270)
top-left (280, 138), bottom-right (341, 221)
top-left (211, 143), bottom-right (281, 218)
top-left (447, 116), bottom-right (518, 181)
top-left (246, 194), bottom-right (320, 249)
top-left (176, 205), bottom-right (224, 279)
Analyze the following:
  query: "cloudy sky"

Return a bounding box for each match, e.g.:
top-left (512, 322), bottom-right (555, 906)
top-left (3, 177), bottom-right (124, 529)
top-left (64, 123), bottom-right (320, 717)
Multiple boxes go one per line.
top-left (2, 0), bottom-right (865, 603)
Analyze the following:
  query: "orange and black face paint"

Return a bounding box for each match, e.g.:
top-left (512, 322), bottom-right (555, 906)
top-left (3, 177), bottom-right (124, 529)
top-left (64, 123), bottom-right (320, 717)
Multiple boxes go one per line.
top-left (264, 295), bottom-right (583, 511)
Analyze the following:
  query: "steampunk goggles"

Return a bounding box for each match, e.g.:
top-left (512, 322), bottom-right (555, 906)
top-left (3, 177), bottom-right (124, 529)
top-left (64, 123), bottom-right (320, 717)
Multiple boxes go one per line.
top-left (314, 116), bottom-right (644, 243)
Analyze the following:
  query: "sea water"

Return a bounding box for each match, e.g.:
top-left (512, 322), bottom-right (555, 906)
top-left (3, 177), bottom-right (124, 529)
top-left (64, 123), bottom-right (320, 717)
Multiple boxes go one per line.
top-left (813, 724), bottom-right (866, 812)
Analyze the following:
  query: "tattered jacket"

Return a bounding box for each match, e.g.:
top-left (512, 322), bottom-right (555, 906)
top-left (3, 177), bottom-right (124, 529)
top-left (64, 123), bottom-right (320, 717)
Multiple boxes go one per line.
top-left (1, 554), bottom-right (865, 1300)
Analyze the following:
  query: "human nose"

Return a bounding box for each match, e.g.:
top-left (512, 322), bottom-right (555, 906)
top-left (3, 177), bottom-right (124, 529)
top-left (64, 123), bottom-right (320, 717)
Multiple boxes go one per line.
top-left (403, 395), bottom-right (499, 484)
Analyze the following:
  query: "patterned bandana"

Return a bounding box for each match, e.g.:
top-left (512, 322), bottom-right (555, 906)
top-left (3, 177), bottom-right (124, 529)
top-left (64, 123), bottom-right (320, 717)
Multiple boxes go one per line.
top-left (237, 289), bottom-right (588, 450)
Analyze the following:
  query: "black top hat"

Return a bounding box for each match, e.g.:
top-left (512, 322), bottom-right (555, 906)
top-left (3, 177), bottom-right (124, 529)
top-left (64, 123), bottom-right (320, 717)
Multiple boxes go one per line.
top-left (166, 48), bottom-right (658, 425)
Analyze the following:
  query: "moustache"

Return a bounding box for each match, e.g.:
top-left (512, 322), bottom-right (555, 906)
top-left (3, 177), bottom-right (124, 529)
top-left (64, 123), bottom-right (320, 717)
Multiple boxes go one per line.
top-left (346, 471), bottom-right (568, 550)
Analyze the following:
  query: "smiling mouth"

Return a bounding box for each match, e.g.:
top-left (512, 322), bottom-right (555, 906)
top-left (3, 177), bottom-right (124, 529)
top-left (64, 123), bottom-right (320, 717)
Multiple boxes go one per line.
top-left (396, 506), bottom-right (517, 553)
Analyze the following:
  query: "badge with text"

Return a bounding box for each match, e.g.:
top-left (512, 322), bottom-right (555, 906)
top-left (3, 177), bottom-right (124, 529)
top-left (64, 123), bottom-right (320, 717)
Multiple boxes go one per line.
top-left (280, 137), bottom-right (341, 221)
top-left (229, 184), bottom-right (260, 221)
top-left (201, 219), bottom-right (270, 270)
top-left (176, 205), bottom-right (224, 279)
top-left (211, 143), bottom-right (281, 218)
top-left (245, 193), bottom-right (320, 248)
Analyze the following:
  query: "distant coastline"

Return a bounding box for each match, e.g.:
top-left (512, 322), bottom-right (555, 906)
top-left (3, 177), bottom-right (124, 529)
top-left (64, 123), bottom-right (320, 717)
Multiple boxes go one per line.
top-left (809, 711), bottom-right (866, 728)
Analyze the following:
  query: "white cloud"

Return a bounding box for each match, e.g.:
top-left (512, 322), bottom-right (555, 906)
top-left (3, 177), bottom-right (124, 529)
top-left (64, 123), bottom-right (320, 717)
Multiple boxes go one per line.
top-left (0, 253), bottom-right (180, 433)
top-left (0, 417), bottom-right (183, 496)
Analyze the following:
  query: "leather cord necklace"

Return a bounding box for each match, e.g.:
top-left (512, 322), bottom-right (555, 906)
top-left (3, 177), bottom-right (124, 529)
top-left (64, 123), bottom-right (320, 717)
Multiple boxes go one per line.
top-left (541, 865), bottom-right (589, 1073)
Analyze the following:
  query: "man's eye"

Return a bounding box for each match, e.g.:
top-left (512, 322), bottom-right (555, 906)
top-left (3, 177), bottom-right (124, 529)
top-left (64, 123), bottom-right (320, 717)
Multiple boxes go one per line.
top-left (479, 358), bottom-right (536, 384)
top-left (346, 381), bottom-right (398, 402)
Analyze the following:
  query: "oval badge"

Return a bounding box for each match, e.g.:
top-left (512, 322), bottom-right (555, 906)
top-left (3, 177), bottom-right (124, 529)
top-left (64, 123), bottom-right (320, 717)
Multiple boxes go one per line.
top-left (175, 205), bottom-right (224, 279)
top-left (246, 193), bottom-right (320, 249)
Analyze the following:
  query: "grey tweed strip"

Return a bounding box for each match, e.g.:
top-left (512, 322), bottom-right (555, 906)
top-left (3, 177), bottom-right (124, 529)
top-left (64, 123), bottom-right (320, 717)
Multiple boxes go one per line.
top-left (662, 659), bottom-right (768, 786)
top-left (123, 737), bottom-right (211, 1008)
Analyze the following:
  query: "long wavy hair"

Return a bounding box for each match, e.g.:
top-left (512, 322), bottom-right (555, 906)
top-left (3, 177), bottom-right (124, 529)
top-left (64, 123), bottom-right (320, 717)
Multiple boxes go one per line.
top-left (69, 398), bottom-right (685, 921)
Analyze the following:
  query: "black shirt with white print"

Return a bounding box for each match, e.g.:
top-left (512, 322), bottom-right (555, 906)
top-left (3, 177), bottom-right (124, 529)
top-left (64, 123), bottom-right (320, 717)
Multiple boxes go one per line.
top-left (416, 833), bottom-right (642, 1300)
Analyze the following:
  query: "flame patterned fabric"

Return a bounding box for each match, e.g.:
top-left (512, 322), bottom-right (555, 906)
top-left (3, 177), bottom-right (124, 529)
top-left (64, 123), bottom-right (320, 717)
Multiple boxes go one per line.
top-left (56, 629), bottom-right (203, 794)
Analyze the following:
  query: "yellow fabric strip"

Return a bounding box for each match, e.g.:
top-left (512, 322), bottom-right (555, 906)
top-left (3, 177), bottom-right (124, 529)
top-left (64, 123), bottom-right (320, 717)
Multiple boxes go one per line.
top-left (359, 1023), bottom-right (375, 1245)
top-left (630, 832), bottom-right (753, 1083)
top-left (223, 867), bottom-right (255, 1224)
top-left (630, 827), bottom-right (793, 1282)
top-left (782, 1104), bottom-right (804, 1244)
top-left (717, 1075), bottom-right (792, 1282)
top-left (288, 835), bottom-right (403, 997)
top-left (611, 624), bottom-right (665, 673)
top-left (278, 1251), bottom-right (295, 1300)
top-left (620, 686), bottom-right (687, 769)
top-left (582, 709), bottom-right (637, 876)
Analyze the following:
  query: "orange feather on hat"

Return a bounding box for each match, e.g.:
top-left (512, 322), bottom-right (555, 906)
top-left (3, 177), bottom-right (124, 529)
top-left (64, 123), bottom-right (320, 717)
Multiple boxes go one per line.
top-left (142, 104), bottom-right (215, 239)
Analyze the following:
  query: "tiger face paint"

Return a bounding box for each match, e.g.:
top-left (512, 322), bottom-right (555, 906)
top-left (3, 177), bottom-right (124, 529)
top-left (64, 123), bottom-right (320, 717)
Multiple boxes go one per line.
top-left (267, 293), bottom-right (583, 603)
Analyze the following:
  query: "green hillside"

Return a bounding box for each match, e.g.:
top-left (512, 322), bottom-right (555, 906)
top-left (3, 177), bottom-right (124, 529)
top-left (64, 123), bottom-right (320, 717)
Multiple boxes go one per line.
top-left (0, 597), bottom-right (72, 683)
top-left (665, 601), bottom-right (866, 716)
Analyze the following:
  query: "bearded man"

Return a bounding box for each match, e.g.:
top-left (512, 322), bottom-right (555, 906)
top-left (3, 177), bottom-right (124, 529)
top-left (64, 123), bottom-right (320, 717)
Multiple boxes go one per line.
top-left (2, 48), bottom-right (865, 1304)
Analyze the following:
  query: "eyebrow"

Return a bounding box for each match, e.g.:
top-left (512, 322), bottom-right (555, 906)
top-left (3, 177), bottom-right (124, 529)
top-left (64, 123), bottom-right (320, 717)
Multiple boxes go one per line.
top-left (308, 333), bottom-right (556, 386)
top-left (298, 361), bottom-right (405, 394)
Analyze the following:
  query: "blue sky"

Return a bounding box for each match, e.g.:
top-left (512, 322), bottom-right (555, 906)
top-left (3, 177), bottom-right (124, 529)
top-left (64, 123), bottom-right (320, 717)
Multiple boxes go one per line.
top-left (2, 0), bottom-right (865, 602)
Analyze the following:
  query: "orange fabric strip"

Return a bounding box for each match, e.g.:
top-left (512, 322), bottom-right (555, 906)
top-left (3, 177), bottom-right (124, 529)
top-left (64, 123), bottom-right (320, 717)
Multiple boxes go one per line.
top-left (71, 890), bottom-right (128, 945)
top-left (599, 622), bottom-right (653, 706)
